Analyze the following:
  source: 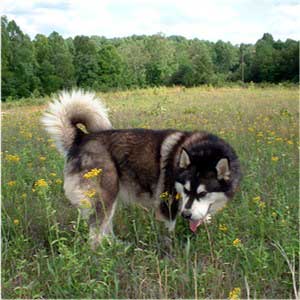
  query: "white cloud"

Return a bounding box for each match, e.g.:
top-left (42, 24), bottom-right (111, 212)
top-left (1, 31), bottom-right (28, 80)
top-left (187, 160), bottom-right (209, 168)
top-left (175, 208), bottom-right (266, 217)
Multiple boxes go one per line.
top-left (1, 0), bottom-right (299, 43)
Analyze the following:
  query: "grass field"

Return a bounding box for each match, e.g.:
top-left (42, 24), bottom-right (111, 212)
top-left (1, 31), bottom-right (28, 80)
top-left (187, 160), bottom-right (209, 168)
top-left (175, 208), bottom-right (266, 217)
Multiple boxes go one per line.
top-left (2, 86), bottom-right (299, 299)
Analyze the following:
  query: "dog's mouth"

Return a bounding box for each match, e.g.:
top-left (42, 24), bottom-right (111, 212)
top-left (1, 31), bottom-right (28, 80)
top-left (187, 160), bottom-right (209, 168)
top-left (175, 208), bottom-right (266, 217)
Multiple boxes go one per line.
top-left (189, 219), bottom-right (203, 232)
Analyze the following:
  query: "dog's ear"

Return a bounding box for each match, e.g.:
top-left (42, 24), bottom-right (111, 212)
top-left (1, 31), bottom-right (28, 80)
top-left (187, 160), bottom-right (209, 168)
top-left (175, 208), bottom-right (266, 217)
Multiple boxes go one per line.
top-left (216, 158), bottom-right (230, 181)
top-left (179, 148), bottom-right (191, 168)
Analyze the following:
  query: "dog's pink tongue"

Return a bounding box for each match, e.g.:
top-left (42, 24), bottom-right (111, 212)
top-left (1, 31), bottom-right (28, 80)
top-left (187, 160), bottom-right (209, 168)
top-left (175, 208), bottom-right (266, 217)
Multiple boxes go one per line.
top-left (189, 219), bottom-right (202, 232)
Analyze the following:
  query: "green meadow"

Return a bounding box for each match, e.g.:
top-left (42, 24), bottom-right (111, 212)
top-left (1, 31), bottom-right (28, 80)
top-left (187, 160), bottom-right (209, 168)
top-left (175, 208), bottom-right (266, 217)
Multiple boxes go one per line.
top-left (2, 86), bottom-right (299, 299)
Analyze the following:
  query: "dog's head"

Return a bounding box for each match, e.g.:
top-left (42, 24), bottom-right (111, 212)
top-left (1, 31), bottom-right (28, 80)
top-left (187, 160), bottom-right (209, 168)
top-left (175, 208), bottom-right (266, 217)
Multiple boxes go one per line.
top-left (174, 136), bottom-right (241, 232)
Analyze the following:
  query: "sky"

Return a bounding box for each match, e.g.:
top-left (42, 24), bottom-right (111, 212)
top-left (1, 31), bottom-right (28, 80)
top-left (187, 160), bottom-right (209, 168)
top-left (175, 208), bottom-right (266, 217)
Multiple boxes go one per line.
top-left (2, 0), bottom-right (300, 44)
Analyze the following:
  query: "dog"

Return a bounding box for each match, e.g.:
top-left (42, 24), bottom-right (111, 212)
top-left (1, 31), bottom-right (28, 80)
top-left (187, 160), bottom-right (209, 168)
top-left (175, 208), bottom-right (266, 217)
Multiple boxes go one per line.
top-left (42, 90), bottom-right (241, 249)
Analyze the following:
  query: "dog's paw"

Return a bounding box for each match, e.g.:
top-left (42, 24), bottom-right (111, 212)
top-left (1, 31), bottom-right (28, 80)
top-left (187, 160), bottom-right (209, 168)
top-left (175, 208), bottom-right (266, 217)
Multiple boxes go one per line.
top-left (203, 213), bottom-right (212, 224)
top-left (164, 219), bottom-right (176, 232)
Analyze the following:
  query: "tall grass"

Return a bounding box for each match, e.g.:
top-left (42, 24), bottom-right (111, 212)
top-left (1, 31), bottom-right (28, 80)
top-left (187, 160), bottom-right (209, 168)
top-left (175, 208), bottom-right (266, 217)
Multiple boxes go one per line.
top-left (2, 86), bottom-right (299, 298)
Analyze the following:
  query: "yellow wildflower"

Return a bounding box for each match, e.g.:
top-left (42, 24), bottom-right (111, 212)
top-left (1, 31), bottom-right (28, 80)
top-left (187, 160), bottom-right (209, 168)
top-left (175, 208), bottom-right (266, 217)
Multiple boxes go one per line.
top-left (34, 179), bottom-right (48, 188)
top-left (258, 201), bottom-right (266, 209)
top-left (21, 132), bottom-right (32, 139)
top-left (5, 154), bottom-right (20, 162)
top-left (275, 137), bottom-right (283, 142)
top-left (271, 212), bottom-right (277, 217)
top-left (13, 219), bottom-right (20, 225)
top-left (257, 132), bottom-right (263, 137)
top-left (160, 191), bottom-right (169, 201)
top-left (175, 193), bottom-right (181, 200)
top-left (55, 179), bottom-right (62, 184)
top-left (21, 193), bottom-right (27, 199)
top-left (50, 173), bottom-right (57, 177)
top-left (287, 140), bottom-right (293, 145)
top-left (80, 199), bottom-right (92, 209)
top-left (233, 238), bottom-right (242, 247)
top-left (7, 181), bottom-right (16, 186)
top-left (271, 156), bottom-right (279, 162)
top-left (229, 287), bottom-right (241, 300)
top-left (39, 156), bottom-right (46, 161)
top-left (252, 196), bottom-right (261, 203)
top-left (84, 189), bottom-right (96, 198)
top-left (83, 168), bottom-right (102, 179)
top-left (219, 224), bottom-right (228, 232)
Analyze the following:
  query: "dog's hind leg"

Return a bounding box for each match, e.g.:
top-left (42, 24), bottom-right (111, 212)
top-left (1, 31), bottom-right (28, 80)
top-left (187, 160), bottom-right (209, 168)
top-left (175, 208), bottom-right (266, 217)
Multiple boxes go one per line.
top-left (89, 200), bottom-right (117, 250)
top-left (88, 164), bottom-right (119, 250)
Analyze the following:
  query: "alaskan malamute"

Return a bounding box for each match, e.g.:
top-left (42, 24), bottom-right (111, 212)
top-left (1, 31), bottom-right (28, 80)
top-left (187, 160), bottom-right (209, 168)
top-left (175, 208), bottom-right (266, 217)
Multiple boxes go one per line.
top-left (42, 90), bottom-right (241, 249)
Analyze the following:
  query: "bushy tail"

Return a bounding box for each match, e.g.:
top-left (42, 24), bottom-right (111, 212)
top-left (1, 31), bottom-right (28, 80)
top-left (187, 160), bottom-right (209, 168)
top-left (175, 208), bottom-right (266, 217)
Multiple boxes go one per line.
top-left (42, 90), bottom-right (112, 155)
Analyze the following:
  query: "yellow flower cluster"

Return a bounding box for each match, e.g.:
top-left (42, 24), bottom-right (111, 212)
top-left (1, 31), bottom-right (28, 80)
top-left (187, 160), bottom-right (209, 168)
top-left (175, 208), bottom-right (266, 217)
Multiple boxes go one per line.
top-left (7, 181), bottom-right (16, 186)
top-left (160, 191), bottom-right (170, 201)
top-left (229, 287), bottom-right (241, 300)
top-left (252, 196), bottom-right (266, 209)
top-left (252, 196), bottom-right (261, 203)
top-left (34, 179), bottom-right (48, 188)
top-left (84, 189), bottom-right (96, 198)
top-left (39, 156), bottom-right (46, 161)
top-left (83, 168), bottom-right (102, 179)
top-left (219, 224), bottom-right (228, 232)
top-left (20, 131), bottom-right (32, 139)
top-left (271, 212), bottom-right (277, 217)
top-left (5, 154), bottom-right (20, 162)
top-left (233, 238), bottom-right (242, 247)
top-left (13, 219), bottom-right (20, 225)
top-left (55, 179), bottom-right (62, 184)
top-left (258, 202), bottom-right (266, 209)
top-left (175, 193), bottom-right (181, 200)
top-left (80, 198), bottom-right (92, 209)
top-left (271, 156), bottom-right (279, 162)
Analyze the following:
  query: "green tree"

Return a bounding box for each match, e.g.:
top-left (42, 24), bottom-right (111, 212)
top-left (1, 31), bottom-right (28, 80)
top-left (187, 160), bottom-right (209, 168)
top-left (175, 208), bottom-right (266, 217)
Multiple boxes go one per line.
top-left (1, 16), bottom-right (13, 99)
top-left (251, 33), bottom-right (277, 82)
top-left (213, 40), bottom-right (239, 75)
top-left (188, 41), bottom-right (214, 85)
top-left (48, 32), bottom-right (75, 90)
top-left (145, 34), bottom-right (176, 85)
top-left (34, 34), bottom-right (54, 94)
top-left (73, 36), bottom-right (99, 88)
top-left (118, 39), bottom-right (149, 87)
top-left (97, 44), bottom-right (125, 90)
top-left (275, 39), bottom-right (299, 82)
top-left (2, 17), bottom-right (39, 100)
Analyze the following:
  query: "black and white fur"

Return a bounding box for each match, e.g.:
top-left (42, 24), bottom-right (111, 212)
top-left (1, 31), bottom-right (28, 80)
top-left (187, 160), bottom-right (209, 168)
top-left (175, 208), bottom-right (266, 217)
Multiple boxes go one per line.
top-left (42, 90), bottom-right (241, 249)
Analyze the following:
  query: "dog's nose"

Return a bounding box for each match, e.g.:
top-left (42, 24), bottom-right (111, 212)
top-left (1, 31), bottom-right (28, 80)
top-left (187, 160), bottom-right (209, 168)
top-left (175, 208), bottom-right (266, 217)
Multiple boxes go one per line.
top-left (182, 211), bottom-right (192, 219)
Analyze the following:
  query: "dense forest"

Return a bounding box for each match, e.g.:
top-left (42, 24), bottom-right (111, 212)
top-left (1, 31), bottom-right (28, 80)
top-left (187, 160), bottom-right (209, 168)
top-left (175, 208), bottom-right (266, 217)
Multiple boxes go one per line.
top-left (1, 16), bottom-right (299, 101)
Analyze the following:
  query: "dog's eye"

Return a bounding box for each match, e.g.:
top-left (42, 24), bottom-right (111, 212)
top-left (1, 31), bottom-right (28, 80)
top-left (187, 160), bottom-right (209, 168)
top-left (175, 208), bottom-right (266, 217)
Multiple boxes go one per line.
top-left (198, 191), bottom-right (207, 198)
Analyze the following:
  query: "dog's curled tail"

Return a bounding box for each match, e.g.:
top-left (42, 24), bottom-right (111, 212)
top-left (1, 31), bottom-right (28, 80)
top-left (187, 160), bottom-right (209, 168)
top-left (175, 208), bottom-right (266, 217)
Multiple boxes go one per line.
top-left (42, 90), bottom-right (112, 155)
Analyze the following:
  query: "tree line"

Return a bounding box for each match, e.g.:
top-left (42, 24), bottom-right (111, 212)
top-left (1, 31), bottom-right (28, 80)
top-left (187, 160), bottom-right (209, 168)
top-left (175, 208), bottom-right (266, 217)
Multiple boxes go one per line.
top-left (1, 16), bottom-right (299, 101)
